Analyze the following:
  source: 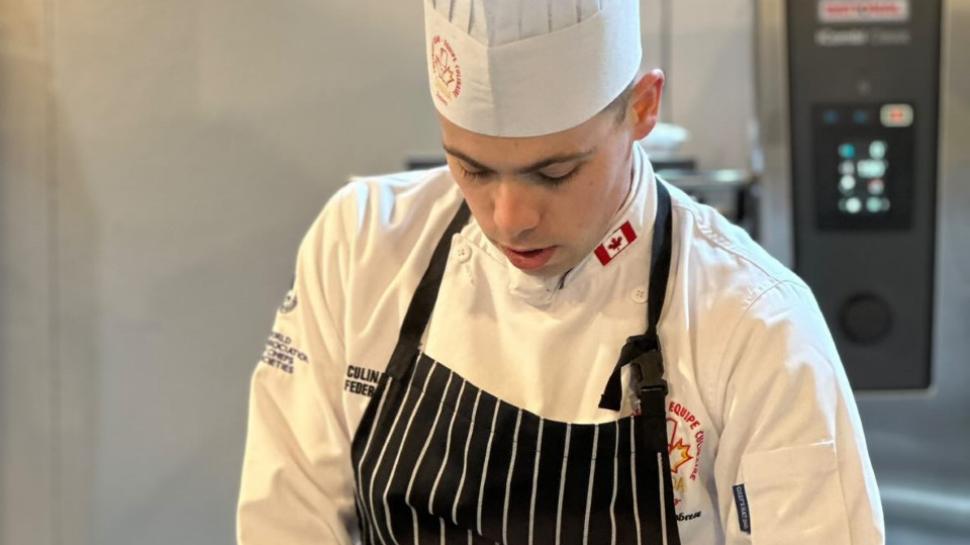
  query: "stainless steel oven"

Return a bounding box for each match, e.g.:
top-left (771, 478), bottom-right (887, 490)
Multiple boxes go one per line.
top-left (754, 1), bottom-right (969, 542)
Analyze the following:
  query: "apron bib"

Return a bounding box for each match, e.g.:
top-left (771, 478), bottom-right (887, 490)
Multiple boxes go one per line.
top-left (351, 182), bottom-right (681, 545)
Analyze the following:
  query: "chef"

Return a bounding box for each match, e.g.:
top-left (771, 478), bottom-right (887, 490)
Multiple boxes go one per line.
top-left (237, 1), bottom-right (885, 544)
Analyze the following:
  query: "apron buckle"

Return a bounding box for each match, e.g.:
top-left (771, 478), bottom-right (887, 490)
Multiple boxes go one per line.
top-left (633, 348), bottom-right (668, 396)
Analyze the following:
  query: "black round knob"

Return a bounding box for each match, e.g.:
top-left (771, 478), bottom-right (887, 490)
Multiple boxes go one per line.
top-left (840, 294), bottom-right (893, 345)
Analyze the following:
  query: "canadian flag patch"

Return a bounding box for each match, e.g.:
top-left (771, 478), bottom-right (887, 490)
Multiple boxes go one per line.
top-left (594, 221), bottom-right (638, 266)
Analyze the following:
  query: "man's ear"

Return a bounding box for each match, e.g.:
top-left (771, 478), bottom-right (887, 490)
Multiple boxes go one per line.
top-left (629, 69), bottom-right (666, 140)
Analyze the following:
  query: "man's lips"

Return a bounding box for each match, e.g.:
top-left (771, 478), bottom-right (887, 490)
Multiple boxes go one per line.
top-left (501, 245), bottom-right (558, 271)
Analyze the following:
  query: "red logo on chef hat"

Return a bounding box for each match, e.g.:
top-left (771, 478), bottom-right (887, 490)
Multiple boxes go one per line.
top-left (431, 35), bottom-right (462, 106)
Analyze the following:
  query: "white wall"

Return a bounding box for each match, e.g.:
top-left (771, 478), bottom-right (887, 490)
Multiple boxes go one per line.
top-left (1, 2), bottom-right (56, 544)
top-left (0, 2), bottom-right (755, 544)
top-left (663, 0), bottom-right (755, 169)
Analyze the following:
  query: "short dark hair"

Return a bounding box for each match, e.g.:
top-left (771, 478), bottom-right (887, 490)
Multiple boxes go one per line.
top-left (601, 78), bottom-right (637, 124)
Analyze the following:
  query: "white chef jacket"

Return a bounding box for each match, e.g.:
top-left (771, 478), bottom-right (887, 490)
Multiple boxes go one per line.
top-left (237, 143), bottom-right (885, 544)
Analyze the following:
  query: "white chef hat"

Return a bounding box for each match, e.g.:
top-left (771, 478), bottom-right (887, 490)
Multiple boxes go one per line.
top-left (424, 0), bottom-right (642, 137)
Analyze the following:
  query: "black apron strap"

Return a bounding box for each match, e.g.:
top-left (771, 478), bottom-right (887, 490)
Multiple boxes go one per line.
top-left (599, 179), bottom-right (674, 411)
top-left (629, 180), bottom-right (682, 545)
top-left (385, 201), bottom-right (471, 381)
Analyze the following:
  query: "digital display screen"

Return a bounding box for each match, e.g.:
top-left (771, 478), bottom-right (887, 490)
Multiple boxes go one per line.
top-left (812, 103), bottom-right (915, 231)
top-left (834, 139), bottom-right (892, 216)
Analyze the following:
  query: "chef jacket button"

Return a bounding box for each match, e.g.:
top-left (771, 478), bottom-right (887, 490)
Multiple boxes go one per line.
top-left (631, 286), bottom-right (647, 304)
top-left (455, 243), bottom-right (472, 263)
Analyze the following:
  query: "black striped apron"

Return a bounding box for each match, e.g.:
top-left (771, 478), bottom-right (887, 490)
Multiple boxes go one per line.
top-left (351, 181), bottom-right (681, 545)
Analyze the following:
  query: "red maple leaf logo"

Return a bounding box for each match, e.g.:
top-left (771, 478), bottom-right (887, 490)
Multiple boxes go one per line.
top-left (432, 48), bottom-right (456, 89)
top-left (608, 236), bottom-right (624, 251)
top-left (668, 438), bottom-right (695, 473)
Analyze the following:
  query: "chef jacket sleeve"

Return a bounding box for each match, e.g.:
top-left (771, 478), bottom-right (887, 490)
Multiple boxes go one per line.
top-left (237, 195), bottom-right (357, 545)
top-left (712, 280), bottom-right (885, 545)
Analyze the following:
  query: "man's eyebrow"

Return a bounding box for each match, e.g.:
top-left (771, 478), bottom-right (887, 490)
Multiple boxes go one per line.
top-left (442, 144), bottom-right (595, 174)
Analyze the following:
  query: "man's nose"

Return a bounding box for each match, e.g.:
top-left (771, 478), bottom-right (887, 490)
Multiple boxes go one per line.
top-left (491, 180), bottom-right (541, 242)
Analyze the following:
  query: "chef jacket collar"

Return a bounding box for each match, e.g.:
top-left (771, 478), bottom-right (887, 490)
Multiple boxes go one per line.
top-left (468, 142), bottom-right (656, 308)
